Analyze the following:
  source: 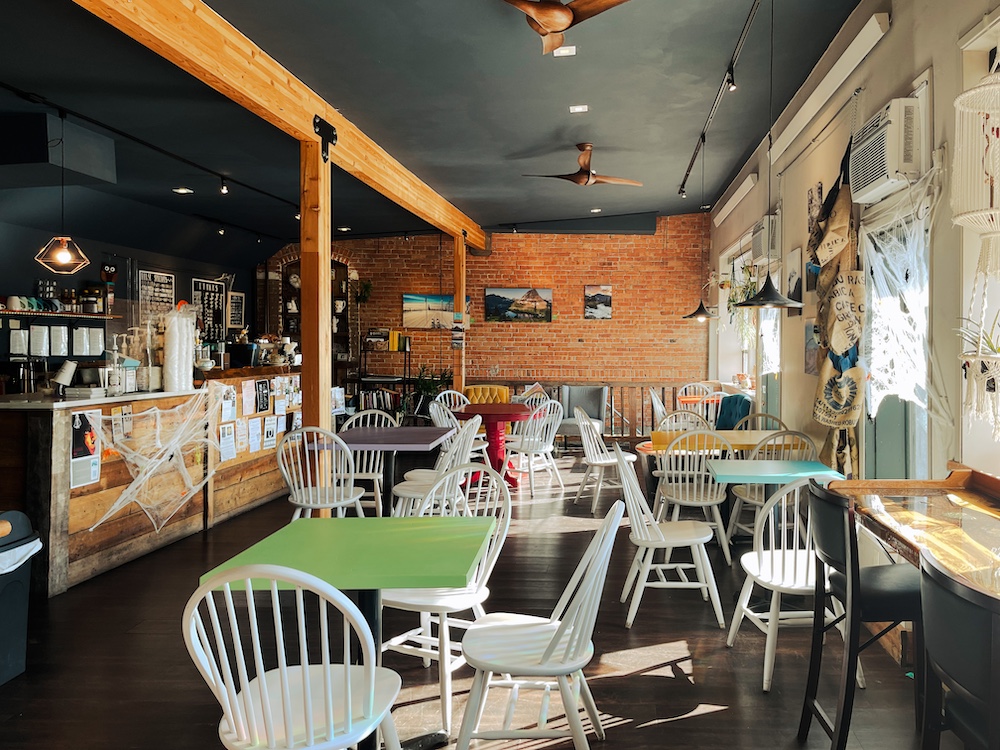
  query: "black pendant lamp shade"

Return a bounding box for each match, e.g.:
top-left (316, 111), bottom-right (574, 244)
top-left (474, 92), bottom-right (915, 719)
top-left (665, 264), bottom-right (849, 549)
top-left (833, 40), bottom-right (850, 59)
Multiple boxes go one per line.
top-left (683, 300), bottom-right (719, 321)
top-left (735, 272), bottom-right (802, 309)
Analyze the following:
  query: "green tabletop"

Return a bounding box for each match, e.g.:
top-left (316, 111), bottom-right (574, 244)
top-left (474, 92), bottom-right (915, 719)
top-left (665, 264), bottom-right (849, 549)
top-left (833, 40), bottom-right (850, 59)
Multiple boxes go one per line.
top-left (707, 458), bottom-right (844, 485)
top-left (201, 516), bottom-right (495, 590)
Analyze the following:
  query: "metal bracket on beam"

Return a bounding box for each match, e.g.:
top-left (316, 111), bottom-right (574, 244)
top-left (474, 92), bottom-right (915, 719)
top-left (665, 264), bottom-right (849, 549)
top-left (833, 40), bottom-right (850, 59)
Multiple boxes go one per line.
top-left (467, 230), bottom-right (492, 257)
top-left (313, 116), bottom-right (338, 163)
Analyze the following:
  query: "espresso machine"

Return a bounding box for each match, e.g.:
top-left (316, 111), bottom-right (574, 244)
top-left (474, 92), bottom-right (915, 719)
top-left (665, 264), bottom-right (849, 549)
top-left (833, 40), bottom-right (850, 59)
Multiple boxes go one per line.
top-left (0, 358), bottom-right (42, 395)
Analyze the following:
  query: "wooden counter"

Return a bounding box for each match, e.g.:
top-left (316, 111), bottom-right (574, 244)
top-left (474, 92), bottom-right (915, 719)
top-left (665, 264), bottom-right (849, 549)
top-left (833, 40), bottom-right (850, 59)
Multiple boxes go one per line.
top-left (0, 367), bottom-right (301, 596)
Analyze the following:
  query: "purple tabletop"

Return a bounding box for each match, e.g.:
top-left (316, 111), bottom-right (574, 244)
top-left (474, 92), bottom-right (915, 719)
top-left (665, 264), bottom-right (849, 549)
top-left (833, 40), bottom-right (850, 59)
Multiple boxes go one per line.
top-left (338, 425), bottom-right (454, 451)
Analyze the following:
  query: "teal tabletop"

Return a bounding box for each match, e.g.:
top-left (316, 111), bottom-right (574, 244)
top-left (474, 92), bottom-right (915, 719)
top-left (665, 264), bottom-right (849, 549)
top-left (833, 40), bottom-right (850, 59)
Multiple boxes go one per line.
top-left (201, 516), bottom-right (495, 590)
top-left (707, 458), bottom-right (844, 485)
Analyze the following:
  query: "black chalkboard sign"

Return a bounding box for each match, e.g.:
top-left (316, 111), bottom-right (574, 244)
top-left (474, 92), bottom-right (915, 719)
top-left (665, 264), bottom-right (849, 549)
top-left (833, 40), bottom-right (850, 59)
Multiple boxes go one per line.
top-left (191, 278), bottom-right (226, 342)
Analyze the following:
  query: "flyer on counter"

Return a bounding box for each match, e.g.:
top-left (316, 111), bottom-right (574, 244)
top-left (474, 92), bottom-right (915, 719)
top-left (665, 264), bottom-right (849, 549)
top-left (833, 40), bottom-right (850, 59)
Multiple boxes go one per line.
top-left (221, 385), bottom-right (237, 422)
top-left (275, 398), bottom-right (287, 416)
top-left (219, 422), bottom-right (237, 462)
top-left (70, 410), bottom-right (102, 489)
top-left (241, 380), bottom-right (256, 416)
top-left (255, 379), bottom-right (271, 414)
top-left (263, 415), bottom-right (278, 450)
top-left (235, 418), bottom-right (249, 453)
top-left (248, 417), bottom-right (262, 452)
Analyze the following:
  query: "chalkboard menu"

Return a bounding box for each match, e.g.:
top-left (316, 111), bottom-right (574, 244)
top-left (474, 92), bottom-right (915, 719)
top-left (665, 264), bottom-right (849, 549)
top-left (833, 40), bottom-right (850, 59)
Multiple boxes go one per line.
top-left (138, 270), bottom-right (175, 324)
top-left (191, 278), bottom-right (226, 342)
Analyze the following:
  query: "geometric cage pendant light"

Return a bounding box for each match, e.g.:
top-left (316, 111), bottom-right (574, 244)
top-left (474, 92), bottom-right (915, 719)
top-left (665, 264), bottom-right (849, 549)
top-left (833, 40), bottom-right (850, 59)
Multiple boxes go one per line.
top-left (35, 112), bottom-right (89, 275)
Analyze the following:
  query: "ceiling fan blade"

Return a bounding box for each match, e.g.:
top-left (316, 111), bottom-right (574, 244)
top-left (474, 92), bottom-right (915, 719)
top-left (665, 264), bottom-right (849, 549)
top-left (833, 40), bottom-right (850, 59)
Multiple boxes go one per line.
top-left (524, 171), bottom-right (591, 186)
top-left (591, 174), bottom-right (643, 187)
top-left (540, 31), bottom-right (566, 54)
top-left (576, 142), bottom-right (593, 172)
top-left (564, 0), bottom-right (633, 26)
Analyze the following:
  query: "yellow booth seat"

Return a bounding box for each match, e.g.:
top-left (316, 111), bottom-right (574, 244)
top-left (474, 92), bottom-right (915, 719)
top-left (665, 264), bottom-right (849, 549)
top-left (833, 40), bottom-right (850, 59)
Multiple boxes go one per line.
top-left (464, 384), bottom-right (511, 404)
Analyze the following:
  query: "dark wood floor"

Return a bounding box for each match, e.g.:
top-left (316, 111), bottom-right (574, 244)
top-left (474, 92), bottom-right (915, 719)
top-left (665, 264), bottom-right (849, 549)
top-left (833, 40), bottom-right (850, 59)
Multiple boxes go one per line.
top-left (0, 451), bottom-right (958, 750)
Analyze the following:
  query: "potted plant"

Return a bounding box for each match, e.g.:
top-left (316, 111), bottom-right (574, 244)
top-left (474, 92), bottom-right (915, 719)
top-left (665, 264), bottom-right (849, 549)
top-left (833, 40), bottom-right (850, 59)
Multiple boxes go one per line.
top-left (727, 265), bottom-right (758, 351)
top-left (407, 365), bottom-right (453, 418)
top-left (958, 314), bottom-right (1000, 392)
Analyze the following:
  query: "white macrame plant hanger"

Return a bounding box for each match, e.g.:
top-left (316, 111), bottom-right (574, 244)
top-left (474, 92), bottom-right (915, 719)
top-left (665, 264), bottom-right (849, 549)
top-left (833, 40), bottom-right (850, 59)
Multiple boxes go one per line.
top-left (953, 67), bottom-right (1000, 438)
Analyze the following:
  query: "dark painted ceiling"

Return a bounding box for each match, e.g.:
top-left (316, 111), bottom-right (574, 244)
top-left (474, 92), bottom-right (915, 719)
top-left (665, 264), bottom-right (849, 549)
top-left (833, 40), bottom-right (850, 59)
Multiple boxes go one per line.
top-left (0, 0), bottom-right (862, 268)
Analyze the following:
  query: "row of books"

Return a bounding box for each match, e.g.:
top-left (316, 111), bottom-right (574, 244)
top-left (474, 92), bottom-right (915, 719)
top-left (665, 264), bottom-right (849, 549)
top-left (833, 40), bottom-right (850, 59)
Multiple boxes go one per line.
top-left (364, 328), bottom-right (411, 352)
top-left (358, 388), bottom-right (401, 412)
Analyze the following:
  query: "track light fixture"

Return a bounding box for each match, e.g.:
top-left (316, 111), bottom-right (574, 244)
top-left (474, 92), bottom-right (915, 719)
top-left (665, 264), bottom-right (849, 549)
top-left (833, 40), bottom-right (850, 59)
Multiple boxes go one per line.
top-left (220, 178), bottom-right (229, 195)
top-left (218, 226), bottom-right (225, 236)
top-left (726, 65), bottom-right (737, 92)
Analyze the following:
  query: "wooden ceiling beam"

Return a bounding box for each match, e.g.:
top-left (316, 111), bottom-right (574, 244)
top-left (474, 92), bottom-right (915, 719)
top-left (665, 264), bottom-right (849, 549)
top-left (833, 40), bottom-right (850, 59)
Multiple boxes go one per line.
top-left (72, 0), bottom-right (486, 249)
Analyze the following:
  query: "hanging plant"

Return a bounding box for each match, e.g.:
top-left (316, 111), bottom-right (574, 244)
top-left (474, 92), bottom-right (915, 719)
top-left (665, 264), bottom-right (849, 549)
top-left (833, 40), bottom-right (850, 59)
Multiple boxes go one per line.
top-left (727, 265), bottom-right (758, 350)
top-left (354, 279), bottom-right (373, 304)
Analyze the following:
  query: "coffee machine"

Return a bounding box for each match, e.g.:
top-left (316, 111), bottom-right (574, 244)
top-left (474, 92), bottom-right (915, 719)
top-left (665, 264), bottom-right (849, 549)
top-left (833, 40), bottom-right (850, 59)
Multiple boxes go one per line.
top-left (0, 358), bottom-right (42, 395)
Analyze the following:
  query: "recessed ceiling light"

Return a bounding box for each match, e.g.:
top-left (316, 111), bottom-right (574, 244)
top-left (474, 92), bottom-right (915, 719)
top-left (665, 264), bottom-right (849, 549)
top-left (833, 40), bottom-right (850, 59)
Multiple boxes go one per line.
top-left (569, 104), bottom-right (589, 114)
top-left (336, 226), bottom-right (351, 232)
top-left (217, 226), bottom-right (225, 236)
top-left (553, 45), bottom-right (577, 57)
top-left (172, 187), bottom-right (194, 195)
top-left (590, 208), bottom-right (602, 213)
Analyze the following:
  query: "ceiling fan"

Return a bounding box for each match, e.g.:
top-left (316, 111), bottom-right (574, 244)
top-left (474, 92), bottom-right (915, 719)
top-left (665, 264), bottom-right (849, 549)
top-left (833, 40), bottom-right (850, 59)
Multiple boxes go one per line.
top-left (502, 0), bottom-right (634, 54)
top-left (525, 143), bottom-right (643, 187)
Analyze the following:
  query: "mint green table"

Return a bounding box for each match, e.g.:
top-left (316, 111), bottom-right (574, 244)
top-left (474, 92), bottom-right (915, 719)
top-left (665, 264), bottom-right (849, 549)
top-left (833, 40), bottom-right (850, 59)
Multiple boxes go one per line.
top-left (201, 516), bottom-right (495, 750)
top-left (706, 459), bottom-right (844, 485)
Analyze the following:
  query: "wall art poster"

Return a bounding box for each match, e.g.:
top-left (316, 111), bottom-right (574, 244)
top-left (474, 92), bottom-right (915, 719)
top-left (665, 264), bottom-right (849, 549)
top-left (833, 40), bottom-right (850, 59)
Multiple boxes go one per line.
top-left (786, 247), bottom-right (802, 317)
top-left (804, 318), bottom-right (820, 376)
top-left (402, 294), bottom-right (471, 329)
top-left (70, 410), bottom-right (102, 488)
top-left (584, 285), bottom-right (611, 319)
top-left (485, 288), bottom-right (553, 322)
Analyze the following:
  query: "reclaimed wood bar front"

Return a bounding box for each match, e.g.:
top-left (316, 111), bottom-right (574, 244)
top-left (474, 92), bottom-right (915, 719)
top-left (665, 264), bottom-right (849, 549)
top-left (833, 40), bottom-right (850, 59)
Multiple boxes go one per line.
top-left (0, 365), bottom-right (300, 596)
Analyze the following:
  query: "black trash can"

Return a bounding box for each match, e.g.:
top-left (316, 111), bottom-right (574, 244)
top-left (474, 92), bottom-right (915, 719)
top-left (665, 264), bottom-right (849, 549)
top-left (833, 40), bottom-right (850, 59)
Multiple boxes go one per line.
top-left (0, 510), bottom-right (41, 687)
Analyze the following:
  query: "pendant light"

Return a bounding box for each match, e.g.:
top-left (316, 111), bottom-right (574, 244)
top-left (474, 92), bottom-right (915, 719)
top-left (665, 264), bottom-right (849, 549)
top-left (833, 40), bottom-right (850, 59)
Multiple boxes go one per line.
top-left (736, 0), bottom-right (801, 310)
top-left (684, 133), bottom-right (718, 321)
top-left (35, 112), bottom-right (90, 275)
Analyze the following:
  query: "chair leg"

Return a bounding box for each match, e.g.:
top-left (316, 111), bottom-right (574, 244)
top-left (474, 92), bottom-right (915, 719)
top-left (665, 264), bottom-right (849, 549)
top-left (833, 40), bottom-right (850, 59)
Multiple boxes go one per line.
top-left (574, 465), bottom-right (593, 504)
top-left (557, 673), bottom-right (591, 750)
top-left (762, 590), bottom-right (782, 693)
top-left (379, 708), bottom-right (403, 750)
top-left (456, 668), bottom-right (488, 750)
top-left (798, 570), bottom-right (827, 743)
top-left (528, 455), bottom-right (537, 497)
top-left (438, 613), bottom-right (452, 734)
top-left (373, 478), bottom-right (383, 517)
top-left (420, 612), bottom-right (432, 667)
top-left (621, 547), bottom-right (643, 603)
top-left (549, 452), bottom-right (565, 488)
top-left (694, 543), bottom-right (725, 628)
top-left (577, 671), bottom-right (604, 740)
top-left (710, 505), bottom-right (732, 565)
top-left (725, 497), bottom-right (744, 543)
top-left (830, 603), bottom-right (862, 750)
top-left (920, 663), bottom-right (943, 750)
top-left (625, 546), bottom-right (654, 628)
top-left (727, 574), bottom-right (755, 647)
top-left (589, 466), bottom-right (605, 514)
top-left (912, 619), bottom-right (925, 731)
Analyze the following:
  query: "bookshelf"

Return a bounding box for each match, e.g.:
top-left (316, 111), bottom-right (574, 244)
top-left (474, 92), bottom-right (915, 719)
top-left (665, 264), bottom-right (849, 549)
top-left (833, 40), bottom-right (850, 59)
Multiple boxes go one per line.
top-left (357, 328), bottom-right (412, 413)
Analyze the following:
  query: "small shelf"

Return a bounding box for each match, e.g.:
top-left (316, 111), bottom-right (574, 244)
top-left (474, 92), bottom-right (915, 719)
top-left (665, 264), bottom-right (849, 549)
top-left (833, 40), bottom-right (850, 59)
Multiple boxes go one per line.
top-left (0, 309), bottom-right (120, 320)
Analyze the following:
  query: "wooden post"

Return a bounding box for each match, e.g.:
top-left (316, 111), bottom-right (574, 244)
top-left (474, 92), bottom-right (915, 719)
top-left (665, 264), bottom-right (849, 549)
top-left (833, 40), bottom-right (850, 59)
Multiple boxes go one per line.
top-left (452, 234), bottom-right (467, 392)
top-left (300, 140), bottom-right (332, 429)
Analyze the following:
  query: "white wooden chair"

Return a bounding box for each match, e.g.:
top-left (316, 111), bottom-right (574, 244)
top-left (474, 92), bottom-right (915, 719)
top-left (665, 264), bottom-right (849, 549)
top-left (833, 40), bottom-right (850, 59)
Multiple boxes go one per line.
top-left (454, 501), bottom-right (625, 750)
top-left (503, 400), bottom-right (564, 497)
top-left (725, 431), bottom-right (818, 543)
top-left (648, 387), bottom-right (668, 430)
top-left (615, 444), bottom-right (725, 629)
top-left (733, 412), bottom-right (788, 431)
top-left (435, 389), bottom-right (470, 409)
top-left (573, 406), bottom-right (636, 513)
top-left (340, 409), bottom-right (399, 517)
top-left (656, 410), bottom-right (711, 432)
top-left (183, 564), bottom-right (402, 750)
top-left (391, 415), bottom-right (481, 516)
top-left (698, 391), bottom-right (728, 428)
top-left (727, 479), bottom-right (828, 692)
top-left (382, 464), bottom-right (511, 733)
top-left (676, 382), bottom-right (711, 411)
top-left (506, 390), bottom-right (550, 454)
top-left (655, 429), bottom-right (734, 565)
top-left (277, 427), bottom-right (365, 520)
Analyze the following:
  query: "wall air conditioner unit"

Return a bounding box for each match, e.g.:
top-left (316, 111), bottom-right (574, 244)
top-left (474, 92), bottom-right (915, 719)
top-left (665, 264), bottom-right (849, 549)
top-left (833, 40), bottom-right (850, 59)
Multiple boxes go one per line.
top-left (850, 97), bottom-right (921, 205)
top-left (750, 215), bottom-right (779, 266)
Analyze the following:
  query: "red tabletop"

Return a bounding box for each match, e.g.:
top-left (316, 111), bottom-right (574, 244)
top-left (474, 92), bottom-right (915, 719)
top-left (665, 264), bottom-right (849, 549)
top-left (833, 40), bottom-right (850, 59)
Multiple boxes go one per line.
top-left (453, 403), bottom-right (535, 487)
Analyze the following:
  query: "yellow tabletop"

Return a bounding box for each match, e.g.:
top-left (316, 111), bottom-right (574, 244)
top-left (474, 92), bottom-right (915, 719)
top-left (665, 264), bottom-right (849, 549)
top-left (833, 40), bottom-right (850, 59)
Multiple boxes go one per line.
top-left (636, 429), bottom-right (788, 454)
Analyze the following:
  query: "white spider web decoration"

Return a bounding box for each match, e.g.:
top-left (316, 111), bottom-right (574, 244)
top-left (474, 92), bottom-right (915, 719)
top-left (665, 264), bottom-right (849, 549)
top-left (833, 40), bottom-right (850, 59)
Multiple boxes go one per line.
top-left (87, 384), bottom-right (223, 532)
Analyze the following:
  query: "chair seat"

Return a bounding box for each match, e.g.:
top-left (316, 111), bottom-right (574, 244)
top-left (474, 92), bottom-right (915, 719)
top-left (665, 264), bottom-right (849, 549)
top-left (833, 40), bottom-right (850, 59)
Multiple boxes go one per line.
top-left (732, 483), bottom-right (766, 504)
top-left (222, 663), bottom-right (401, 750)
top-left (391, 479), bottom-right (434, 499)
top-left (632, 519), bottom-right (714, 548)
top-left (463, 612), bottom-right (593, 677)
top-left (290, 485), bottom-right (365, 507)
top-left (382, 585), bottom-right (489, 614)
top-left (584, 452), bottom-right (637, 469)
top-left (740, 549), bottom-right (818, 594)
top-left (829, 563), bottom-right (922, 623)
top-left (558, 418), bottom-right (602, 437)
top-left (403, 468), bottom-right (438, 482)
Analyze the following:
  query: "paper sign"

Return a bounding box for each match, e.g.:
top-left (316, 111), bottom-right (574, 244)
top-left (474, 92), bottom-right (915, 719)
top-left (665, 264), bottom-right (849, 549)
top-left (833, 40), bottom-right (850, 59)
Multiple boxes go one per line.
top-left (73, 328), bottom-right (89, 356)
top-left (235, 418), bottom-right (249, 453)
top-left (275, 398), bottom-right (287, 417)
top-left (242, 380), bottom-right (256, 416)
top-left (219, 423), bottom-right (237, 462)
top-left (221, 386), bottom-right (237, 422)
top-left (263, 416), bottom-right (278, 450)
top-left (70, 410), bottom-right (102, 489)
top-left (255, 380), bottom-right (271, 414)
top-left (87, 328), bottom-right (104, 357)
top-left (248, 417), bottom-right (262, 453)
top-left (9, 329), bottom-right (28, 356)
top-left (51, 326), bottom-right (69, 357)
top-left (29, 325), bottom-right (49, 357)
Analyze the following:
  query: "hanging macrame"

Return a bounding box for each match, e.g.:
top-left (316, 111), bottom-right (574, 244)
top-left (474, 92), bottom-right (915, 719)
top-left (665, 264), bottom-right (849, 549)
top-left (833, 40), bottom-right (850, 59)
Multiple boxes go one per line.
top-left (953, 71), bottom-right (1000, 438)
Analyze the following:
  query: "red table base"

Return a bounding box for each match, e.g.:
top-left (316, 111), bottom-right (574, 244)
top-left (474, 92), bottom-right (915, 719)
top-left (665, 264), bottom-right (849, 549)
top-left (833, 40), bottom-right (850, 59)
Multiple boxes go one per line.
top-left (485, 422), bottom-right (519, 487)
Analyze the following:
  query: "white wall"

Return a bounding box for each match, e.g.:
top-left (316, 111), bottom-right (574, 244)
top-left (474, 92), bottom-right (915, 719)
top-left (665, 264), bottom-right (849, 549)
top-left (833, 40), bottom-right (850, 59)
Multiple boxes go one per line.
top-left (711, 0), bottom-right (994, 478)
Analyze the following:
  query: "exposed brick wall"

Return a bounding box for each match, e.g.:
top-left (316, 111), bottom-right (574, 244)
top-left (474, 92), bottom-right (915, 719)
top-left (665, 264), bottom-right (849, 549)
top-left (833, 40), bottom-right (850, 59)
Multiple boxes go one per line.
top-left (314, 213), bottom-right (710, 386)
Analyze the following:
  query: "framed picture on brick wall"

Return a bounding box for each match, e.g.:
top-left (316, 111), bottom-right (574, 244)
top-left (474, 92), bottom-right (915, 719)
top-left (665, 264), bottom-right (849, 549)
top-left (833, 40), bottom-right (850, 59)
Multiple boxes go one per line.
top-left (584, 285), bottom-right (611, 319)
top-left (485, 288), bottom-right (552, 322)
